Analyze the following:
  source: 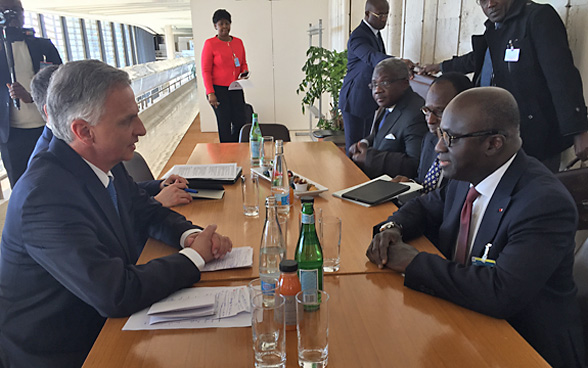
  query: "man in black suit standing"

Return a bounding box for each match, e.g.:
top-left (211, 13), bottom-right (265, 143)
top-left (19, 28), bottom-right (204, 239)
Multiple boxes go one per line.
top-left (348, 58), bottom-right (426, 179)
top-left (339, 0), bottom-right (414, 153)
top-left (420, 0), bottom-right (588, 171)
top-left (368, 87), bottom-right (585, 368)
top-left (0, 0), bottom-right (62, 187)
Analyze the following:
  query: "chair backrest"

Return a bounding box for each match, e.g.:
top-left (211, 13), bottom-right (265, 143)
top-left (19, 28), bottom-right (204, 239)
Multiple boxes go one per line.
top-left (410, 74), bottom-right (435, 100)
top-left (244, 103), bottom-right (254, 125)
top-left (239, 123), bottom-right (291, 143)
top-left (123, 152), bottom-right (155, 182)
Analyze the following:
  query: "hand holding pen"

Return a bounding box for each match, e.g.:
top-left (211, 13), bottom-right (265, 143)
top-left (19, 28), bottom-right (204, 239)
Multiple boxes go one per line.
top-left (155, 175), bottom-right (195, 207)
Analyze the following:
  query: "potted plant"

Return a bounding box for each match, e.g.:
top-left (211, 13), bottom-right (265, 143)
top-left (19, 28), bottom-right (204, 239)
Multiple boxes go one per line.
top-left (296, 46), bottom-right (347, 131)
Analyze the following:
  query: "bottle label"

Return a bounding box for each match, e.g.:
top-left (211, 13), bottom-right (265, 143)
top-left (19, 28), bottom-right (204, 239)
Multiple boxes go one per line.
top-left (250, 140), bottom-right (260, 159)
top-left (284, 294), bottom-right (296, 326)
top-left (275, 192), bottom-right (290, 206)
top-left (299, 269), bottom-right (319, 294)
top-left (261, 280), bottom-right (276, 294)
top-left (301, 213), bottom-right (314, 224)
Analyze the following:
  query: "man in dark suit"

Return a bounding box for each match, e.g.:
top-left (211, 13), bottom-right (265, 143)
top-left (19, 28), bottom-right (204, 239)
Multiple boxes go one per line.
top-left (0, 60), bottom-right (233, 368)
top-left (339, 0), bottom-right (414, 153)
top-left (367, 87), bottom-right (585, 367)
top-left (348, 58), bottom-right (426, 179)
top-left (0, 0), bottom-right (62, 187)
top-left (420, 0), bottom-right (588, 171)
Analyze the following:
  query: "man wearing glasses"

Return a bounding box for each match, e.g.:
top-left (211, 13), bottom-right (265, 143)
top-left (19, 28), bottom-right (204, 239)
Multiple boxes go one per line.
top-left (420, 0), bottom-right (588, 172)
top-left (367, 87), bottom-right (585, 368)
top-left (348, 58), bottom-right (426, 179)
top-left (339, 0), bottom-right (414, 153)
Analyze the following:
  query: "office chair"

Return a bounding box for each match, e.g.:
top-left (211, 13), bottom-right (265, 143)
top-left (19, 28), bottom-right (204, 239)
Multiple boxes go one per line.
top-left (123, 152), bottom-right (155, 182)
top-left (238, 123), bottom-right (291, 143)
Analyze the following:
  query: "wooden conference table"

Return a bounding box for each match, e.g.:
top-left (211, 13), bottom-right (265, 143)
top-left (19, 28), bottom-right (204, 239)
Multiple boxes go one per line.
top-left (83, 142), bottom-right (548, 367)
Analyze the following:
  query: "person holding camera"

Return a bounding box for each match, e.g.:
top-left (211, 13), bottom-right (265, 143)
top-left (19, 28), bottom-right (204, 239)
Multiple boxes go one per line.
top-left (0, 0), bottom-right (62, 188)
top-left (201, 8), bottom-right (249, 143)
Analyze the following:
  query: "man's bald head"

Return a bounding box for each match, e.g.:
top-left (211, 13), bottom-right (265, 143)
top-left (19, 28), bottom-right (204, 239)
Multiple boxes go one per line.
top-left (0, 0), bottom-right (24, 28)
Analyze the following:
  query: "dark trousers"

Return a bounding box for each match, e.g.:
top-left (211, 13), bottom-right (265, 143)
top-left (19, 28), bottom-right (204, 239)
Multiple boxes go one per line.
top-left (212, 85), bottom-right (246, 143)
top-left (342, 110), bottom-right (373, 153)
top-left (0, 126), bottom-right (44, 188)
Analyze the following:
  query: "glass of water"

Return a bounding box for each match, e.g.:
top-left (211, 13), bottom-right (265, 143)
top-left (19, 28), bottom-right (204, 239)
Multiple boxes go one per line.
top-left (251, 293), bottom-right (286, 368)
top-left (241, 173), bottom-right (259, 217)
top-left (318, 216), bottom-right (341, 272)
top-left (296, 289), bottom-right (329, 368)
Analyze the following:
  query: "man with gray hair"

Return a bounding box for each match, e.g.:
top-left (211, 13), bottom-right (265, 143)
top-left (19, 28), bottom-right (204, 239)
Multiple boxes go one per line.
top-left (0, 60), bottom-right (233, 368)
top-left (349, 58), bottom-right (427, 179)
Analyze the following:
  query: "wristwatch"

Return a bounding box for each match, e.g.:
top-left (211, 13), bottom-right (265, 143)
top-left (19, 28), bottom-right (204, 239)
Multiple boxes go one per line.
top-left (379, 221), bottom-right (402, 234)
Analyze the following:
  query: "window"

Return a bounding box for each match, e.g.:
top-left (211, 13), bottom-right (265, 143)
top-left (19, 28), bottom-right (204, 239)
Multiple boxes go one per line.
top-left (113, 23), bottom-right (127, 67)
top-left (101, 21), bottom-right (116, 66)
top-left (66, 17), bottom-right (85, 61)
top-left (42, 14), bottom-right (68, 62)
top-left (23, 11), bottom-right (42, 36)
top-left (124, 25), bottom-right (136, 65)
top-left (84, 19), bottom-right (102, 60)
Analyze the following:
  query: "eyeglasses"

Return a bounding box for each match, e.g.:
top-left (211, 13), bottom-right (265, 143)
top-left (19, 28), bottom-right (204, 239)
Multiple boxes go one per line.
top-left (437, 127), bottom-right (503, 148)
top-left (368, 78), bottom-right (406, 90)
top-left (369, 11), bottom-right (389, 20)
top-left (421, 106), bottom-right (444, 119)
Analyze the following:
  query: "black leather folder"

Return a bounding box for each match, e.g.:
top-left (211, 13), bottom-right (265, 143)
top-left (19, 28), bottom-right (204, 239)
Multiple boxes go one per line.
top-left (342, 179), bottom-right (410, 205)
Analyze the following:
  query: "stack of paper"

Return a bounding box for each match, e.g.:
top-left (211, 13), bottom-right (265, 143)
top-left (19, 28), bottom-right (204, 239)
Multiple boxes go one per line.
top-left (163, 163), bottom-right (241, 182)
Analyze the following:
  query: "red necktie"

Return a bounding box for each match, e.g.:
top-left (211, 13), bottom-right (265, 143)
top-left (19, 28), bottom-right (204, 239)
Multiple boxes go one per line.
top-left (455, 187), bottom-right (480, 265)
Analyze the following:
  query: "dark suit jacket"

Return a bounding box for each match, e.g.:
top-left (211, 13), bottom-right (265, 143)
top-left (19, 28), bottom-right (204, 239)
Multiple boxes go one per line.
top-left (339, 21), bottom-right (390, 119)
top-left (29, 127), bottom-right (163, 196)
top-left (360, 88), bottom-right (427, 179)
top-left (0, 35), bottom-right (62, 143)
top-left (380, 151), bottom-right (585, 367)
top-left (0, 138), bottom-right (202, 368)
top-left (441, 0), bottom-right (588, 160)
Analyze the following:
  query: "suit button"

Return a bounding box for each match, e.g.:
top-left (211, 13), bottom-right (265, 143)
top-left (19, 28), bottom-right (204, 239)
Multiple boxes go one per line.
top-left (528, 114), bottom-right (533, 119)
top-left (576, 107), bottom-right (581, 112)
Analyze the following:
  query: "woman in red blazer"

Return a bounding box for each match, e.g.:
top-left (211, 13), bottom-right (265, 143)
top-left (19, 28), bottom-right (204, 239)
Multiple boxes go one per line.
top-left (201, 9), bottom-right (249, 142)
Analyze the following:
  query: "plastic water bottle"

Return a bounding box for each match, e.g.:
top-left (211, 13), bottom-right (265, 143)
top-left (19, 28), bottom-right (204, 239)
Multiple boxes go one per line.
top-left (271, 140), bottom-right (290, 215)
top-left (259, 196), bottom-right (286, 292)
top-left (294, 196), bottom-right (323, 300)
top-left (250, 113), bottom-right (262, 167)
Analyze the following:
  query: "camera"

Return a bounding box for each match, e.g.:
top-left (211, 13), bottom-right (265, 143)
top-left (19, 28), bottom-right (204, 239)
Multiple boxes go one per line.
top-left (0, 9), bottom-right (18, 27)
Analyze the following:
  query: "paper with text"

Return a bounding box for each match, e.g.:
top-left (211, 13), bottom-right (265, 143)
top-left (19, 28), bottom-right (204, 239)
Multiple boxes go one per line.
top-left (202, 247), bottom-right (253, 272)
top-left (163, 163), bottom-right (238, 180)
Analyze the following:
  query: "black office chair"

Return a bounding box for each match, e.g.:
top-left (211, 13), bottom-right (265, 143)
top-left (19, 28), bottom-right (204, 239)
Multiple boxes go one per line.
top-left (123, 152), bottom-right (154, 182)
top-left (238, 123), bottom-right (291, 143)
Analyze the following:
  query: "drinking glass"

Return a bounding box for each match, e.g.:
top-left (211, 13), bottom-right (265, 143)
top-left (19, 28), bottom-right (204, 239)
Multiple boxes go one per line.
top-left (261, 136), bottom-right (275, 170)
top-left (252, 293), bottom-right (286, 368)
top-left (241, 173), bottom-right (259, 216)
top-left (318, 216), bottom-right (342, 272)
top-left (296, 289), bottom-right (329, 368)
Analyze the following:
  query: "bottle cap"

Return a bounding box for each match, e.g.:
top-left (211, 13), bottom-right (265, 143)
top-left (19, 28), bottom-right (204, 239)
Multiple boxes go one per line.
top-left (280, 259), bottom-right (298, 272)
top-left (300, 196), bottom-right (314, 203)
top-left (252, 113), bottom-right (258, 118)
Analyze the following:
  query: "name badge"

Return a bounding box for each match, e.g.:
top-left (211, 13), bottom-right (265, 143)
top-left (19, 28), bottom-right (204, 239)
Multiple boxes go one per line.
top-left (504, 48), bottom-right (520, 62)
top-left (234, 57), bottom-right (240, 67)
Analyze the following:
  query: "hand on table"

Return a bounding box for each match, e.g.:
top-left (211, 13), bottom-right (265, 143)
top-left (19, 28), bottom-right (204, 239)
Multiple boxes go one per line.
top-left (160, 174), bottom-right (189, 189)
top-left (391, 175), bottom-right (411, 183)
top-left (350, 141), bottom-right (368, 166)
top-left (155, 182), bottom-right (192, 207)
top-left (184, 224), bottom-right (233, 263)
top-left (6, 82), bottom-right (33, 103)
top-left (366, 228), bottom-right (418, 273)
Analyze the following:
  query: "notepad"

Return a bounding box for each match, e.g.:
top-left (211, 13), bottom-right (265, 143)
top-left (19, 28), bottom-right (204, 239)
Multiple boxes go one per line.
top-left (341, 179), bottom-right (410, 205)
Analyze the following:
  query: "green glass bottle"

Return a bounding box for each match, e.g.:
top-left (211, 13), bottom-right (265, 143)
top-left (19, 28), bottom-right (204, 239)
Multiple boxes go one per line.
top-left (249, 113), bottom-right (262, 167)
top-left (294, 196), bottom-right (323, 301)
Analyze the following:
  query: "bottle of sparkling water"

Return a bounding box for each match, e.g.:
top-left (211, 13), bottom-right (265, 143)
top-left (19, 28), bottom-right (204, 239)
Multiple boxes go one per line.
top-left (271, 140), bottom-right (290, 215)
top-left (294, 197), bottom-right (323, 301)
top-left (259, 196), bottom-right (287, 293)
top-left (250, 113), bottom-right (262, 167)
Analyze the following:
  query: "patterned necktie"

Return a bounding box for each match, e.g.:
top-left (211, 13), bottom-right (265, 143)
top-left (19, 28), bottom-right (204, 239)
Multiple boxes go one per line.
top-left (376, 31), bottom-right (386, 53)
top-left (422, 155), bottom-right (441, 193)
top-left (455, 187), bottom-right (480, 265)
top-left (378, 109), bottom-right (391, 130)
top-left (107, 176), bottom-right (120, 216)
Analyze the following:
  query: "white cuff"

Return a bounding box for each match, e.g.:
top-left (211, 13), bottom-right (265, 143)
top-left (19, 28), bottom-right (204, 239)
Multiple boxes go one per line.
top-left (180, 248), bottom-right (206, 270)
top-left (359, 139), bottom-right (370, 146)
top-left (180, 228), bottom-right (202, 248)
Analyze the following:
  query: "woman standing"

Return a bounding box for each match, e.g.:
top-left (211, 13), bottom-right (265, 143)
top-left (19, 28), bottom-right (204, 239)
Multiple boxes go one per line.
top-left (201, 9), bottom-right (249, 142)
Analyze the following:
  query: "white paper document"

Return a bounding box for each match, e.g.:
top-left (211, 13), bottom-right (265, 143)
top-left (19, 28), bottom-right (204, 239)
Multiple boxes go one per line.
top-left (332, 175), bottom-right (423, 207)
top-left (228, 79), bottom-right (254, 90)
top-left (163, 163), bottom-right (239, 180)
top-left (201, 247), bottom-right (253, 272)
top-left (123, 286), bottom-right (252, 330)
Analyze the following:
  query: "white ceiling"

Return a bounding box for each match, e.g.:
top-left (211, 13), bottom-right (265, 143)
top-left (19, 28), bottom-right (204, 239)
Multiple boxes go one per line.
top-left (22, 0), bottom-right (193, 34)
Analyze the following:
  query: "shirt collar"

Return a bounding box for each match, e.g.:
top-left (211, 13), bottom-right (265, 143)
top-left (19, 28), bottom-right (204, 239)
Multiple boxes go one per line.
top-left (473, 153), bottom-right (517, 198)
top-left (82, 158), bottom-right (113, 189)
top-left (362, 19), bottom-right (380, 37)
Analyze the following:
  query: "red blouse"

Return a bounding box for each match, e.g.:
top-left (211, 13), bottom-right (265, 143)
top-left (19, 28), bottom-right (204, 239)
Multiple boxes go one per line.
top-left (201, 36), bottom-right (248, 95)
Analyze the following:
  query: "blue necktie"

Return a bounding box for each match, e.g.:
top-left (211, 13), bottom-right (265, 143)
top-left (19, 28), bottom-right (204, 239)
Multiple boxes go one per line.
top-left (480, 48), bottom-right (493, 87)
top-left (107, 176), bottom-right (120, 216)
top-left (378, 109), bottom-right (391, 130)
top-left (422, 155), bottom-right (441, 193)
